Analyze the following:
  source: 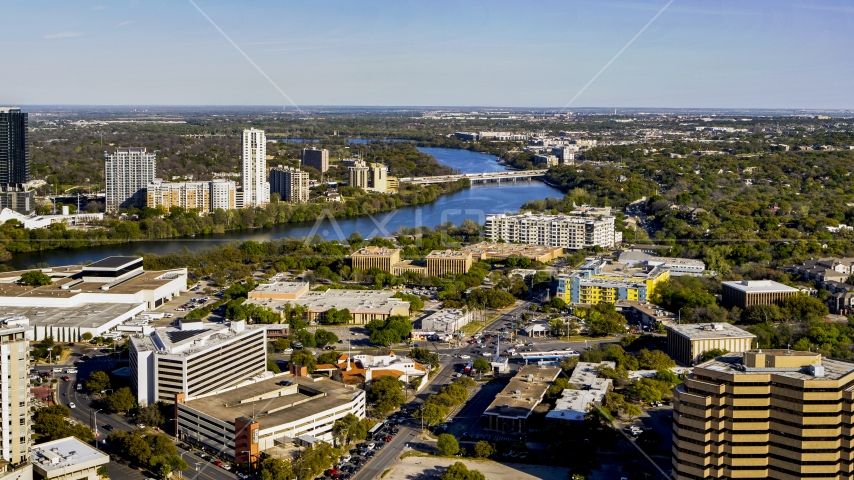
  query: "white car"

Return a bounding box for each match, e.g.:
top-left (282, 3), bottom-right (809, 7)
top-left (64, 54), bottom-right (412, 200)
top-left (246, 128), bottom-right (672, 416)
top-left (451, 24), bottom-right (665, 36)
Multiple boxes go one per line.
top-left (284, 348), bottom-right (293, 354)
top-left (482, 352), bottom-right (492, 357)
top-left (460, 355), bottom-right (471, 360)
top-left (341, 455), bottom-right (351, 463)
top-left (69, 403), bottom-right (76, 409)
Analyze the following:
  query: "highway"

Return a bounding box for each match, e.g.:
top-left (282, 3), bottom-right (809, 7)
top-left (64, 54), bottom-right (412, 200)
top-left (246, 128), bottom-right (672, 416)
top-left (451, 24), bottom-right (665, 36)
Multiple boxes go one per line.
top-left (399, 170), bottom-right (548, 185)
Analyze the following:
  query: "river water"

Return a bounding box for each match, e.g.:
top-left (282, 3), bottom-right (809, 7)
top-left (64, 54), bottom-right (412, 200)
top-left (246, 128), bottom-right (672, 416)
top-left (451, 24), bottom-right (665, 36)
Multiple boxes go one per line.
top-left (6, 148), bottom-right (563, 268)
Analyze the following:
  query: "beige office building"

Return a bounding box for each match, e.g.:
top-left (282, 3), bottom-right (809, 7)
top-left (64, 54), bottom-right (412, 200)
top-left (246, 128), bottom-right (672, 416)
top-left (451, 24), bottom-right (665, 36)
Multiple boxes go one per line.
top-left (721, 280), bottom-right (800, 309)
top-left (427, 250), bottom-right (473, 277)
top-left (666, 323), bottom-right (756, 366)
top-left (673, 349), bottom-right (854, 480)
top-left (351, 246), bottom-right (401, 272)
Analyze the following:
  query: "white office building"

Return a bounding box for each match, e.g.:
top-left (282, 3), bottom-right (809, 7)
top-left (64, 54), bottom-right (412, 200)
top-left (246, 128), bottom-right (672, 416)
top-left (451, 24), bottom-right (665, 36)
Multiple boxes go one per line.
top-left (31, 437), bottom-right (108, 480)
top-left (420, 309), bottom-right (473, 333)
top-left (129, 319), bottom-right (267, 406)
top-left (104, 147), bottom-right (156, 212)
top-left (241, 129), bottom-right (269, 207)
top-left (483, 212), bottom-right (619, 250)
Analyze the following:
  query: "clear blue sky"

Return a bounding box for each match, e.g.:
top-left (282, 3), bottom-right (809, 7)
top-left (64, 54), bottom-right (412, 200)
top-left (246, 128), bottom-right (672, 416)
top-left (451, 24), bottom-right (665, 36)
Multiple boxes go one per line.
top-left (2, 0), bottom-right (853, 108)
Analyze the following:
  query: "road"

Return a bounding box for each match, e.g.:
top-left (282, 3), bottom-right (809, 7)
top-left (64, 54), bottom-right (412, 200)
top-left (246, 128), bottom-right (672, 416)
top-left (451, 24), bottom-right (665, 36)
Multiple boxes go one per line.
top-left (44, 355), bottom-right (237, 480)
top-left (352, 300), bottom-right (619, 480)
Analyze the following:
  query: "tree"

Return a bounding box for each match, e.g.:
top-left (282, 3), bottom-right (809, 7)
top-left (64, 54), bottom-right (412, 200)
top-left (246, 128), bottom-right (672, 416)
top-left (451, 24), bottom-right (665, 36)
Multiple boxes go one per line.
top-left (700, 348), bottom-right (729, 362)
top-left (137, 403), bottom-right (165, 428)
top-left (259, 457), bottom-right (294, 480)
top-left (781, 294), bottom-right (829, 321)
top-left (418, 403), bottom-right (448, 427)
top-left (369, 375), bottom-right (405, 415)
top-left (290, 349), bottom-right (317, 373)
top-left (472, 357), bottom-right (491, 374)
top-left (106, 387), bottom-right (136, 413)
top-left (623, 403), bottom-right (642, 420)
top-left (97, 465), bottom-right (109, 478)
top-left (267, 359), bottom-right (282, 373)
top-left (473, 441), bottom-right (494, 458)
top-left (32, 405), bottom-right (94, 443)
top-left (80, 332), bottom-right (93, 341)
top-left (410, 348), bottom-right (440, 370)
top-left (20, 270), bottom-right (52, 287)
top-left (85, 371), bottom-right (111, 393)
top-left (437, 433), bottom-right (460, 456)
top-left (627, 378), bottom-right (666, 404)
top-left (547, 377), bottom-right (571, 398)
top-left (636, 349), bottom-right (676, 370)
top-left (314, 329), bottom-right (339, 346)
top-left (441, 462), bottom-right (486, 480)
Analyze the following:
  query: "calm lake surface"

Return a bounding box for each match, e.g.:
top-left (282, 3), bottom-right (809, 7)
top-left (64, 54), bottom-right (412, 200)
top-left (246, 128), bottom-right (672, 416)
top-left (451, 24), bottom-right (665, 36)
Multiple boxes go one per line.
top-left (7, 148), bottom-right (563, 268)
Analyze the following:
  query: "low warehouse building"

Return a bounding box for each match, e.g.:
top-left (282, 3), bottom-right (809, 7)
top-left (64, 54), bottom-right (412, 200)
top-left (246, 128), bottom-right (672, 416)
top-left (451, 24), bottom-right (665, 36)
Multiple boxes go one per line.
top-left (482, 365), bottom-right (561, 433)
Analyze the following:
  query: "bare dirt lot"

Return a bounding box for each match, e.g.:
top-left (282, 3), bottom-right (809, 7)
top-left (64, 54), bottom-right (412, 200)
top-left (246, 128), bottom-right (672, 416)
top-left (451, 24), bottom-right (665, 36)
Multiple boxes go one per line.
top-left (383, 456), bottom-right (568, 480)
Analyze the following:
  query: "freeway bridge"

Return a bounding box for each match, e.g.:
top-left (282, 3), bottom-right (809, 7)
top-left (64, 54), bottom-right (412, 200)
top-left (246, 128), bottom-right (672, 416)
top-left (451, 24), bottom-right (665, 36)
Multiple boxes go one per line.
top-left (399, 169), bottom-right (548, 185)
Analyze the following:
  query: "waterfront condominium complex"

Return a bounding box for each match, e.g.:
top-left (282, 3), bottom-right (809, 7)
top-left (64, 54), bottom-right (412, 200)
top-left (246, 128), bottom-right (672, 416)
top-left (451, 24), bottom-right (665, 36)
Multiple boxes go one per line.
top-left (301, 148), bottom-right (329, 173)
top-left (129, 319), bottom-right (267, 406)
top-left (269, 165), bottom-right (309, 203)
top-left (0, 322), bottom-right (33, 468)
top-left (483, 212), bottom-right (620, 250)
top-left (348, 160), bottom-right (397, 193)
top-left (146, 179), bottom-right (237, 213)
top-left (350, 246), bottom-right (402, 272)
top-left (241, 129), bottom-right (269, 208)
top-left (672, 349), bottom-right (854, 480)
top-left (0, 107), bottom-right (34, 214)
top-left (105, 147), bottom-right (157, 212)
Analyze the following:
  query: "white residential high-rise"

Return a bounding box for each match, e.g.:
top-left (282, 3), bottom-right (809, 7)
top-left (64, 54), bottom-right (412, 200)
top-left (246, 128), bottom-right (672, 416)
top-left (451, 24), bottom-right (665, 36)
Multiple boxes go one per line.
top-left (240, 129), bottom-right (269, 208)
top-left (105, 147), bottom-right (157, 212)
top-left (483, 212), bottom-right (619, 250)
top-left (0, 322), bottom-right (32, 468)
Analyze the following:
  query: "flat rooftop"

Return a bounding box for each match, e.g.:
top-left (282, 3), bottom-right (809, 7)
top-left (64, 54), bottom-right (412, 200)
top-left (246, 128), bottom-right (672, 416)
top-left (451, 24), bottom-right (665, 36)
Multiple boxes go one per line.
top-left (462, 243), bottom-right (563, 257)
top-left (0, 302), bottom-right (143, 329)
top-left (483, 365), bottom-right (561, 419)
top-left (246, 288), bottom-right (409, 314)
top-left (352, 246), bottom-right (401, 257)
top-left (31, 436), bottom-right (108, 475)
top-left (699, 352), bottom-right (854, 381)
top-left (0, 266), bottom-right (184, 300)
top-left (131, 321), bottom-right (264, 356)
top-left (182, 375), bottom-right (361, 431)
top-left (569, 362), bottom-right (616, 388)
top-left (427, 250), bottom-right (471, 258)
top-left (250, 282), bottom-right (309, 295)
top-left (666, 323), bottom-right (756, 340)
top-left (86, 256), bottom-right (141, 269)
top-left (722, 280), bottom-right (799, 294)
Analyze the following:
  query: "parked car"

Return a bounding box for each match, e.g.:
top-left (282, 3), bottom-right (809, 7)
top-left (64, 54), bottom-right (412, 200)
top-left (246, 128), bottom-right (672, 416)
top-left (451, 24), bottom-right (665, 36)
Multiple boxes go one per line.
top-left (283, 348), bottom-right (294, 354)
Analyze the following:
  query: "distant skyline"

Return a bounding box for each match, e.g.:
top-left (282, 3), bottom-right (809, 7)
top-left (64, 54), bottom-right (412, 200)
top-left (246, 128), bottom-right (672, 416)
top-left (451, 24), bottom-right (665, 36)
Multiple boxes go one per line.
top-left (2, 1), bottom-right (853, 108)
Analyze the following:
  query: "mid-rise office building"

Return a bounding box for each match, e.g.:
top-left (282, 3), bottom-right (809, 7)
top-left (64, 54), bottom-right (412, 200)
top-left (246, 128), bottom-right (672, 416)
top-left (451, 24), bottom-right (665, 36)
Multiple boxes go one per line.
top-left (484, 212), bottom-right (619, 250)
top-left (350, 246), bottom-right (401, 272)
top-left (0, 107), bottom-right (34, 215)
top-left (533, 154), bottom-right (559, 167)
top-left (665, 322), bottom-right (756, 366)
top-left (269, 165), bottom-right (309, 203)
top-left (129, 319), bottom-right (267, 406)
top-left (462, 242), bottom-right (563, 263)
top-left (301, 148), bottom-right (329, 173)
top-left (175, 374), bottom-right (364, 465)
top-left (241, 129), bottom-right (269, 207)
top-left (105, 147), bottom-right (156, 212)
top-left (426, 250), bottom-right (473, 277)
top-left (0, 323), bottom-right (32, 470)
top-left (721, 280), bottom-right (800, 309)
top-left (672, 349), bottom-right (854, 480)
top-left (31, 437), bottom-right (108, 480)
top-left (551, 146), bottom-right (577, 165)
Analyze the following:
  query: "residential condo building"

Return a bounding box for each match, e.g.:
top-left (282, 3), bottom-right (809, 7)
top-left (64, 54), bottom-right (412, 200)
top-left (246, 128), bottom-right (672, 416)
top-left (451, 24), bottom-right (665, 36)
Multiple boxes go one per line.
top-left (241, 129), bottom-right (269, 207)
top-left (269, 165), bottom-right (309, 203)
top-left (348, 161), bottom-right (397, 193)
top-left (146, 179), bottom-right (237, 213)
top-left (557, 257), bottom-right (669, 304)
top-left (672, 349), bottom-right (854, 480)
top-left (0, 107), bottom-right (34, 215)
top-left (129, 319), bottom-right (267, 406)
top-left (301, 148), bottom-right (329, 173)
top-left (0, 322), bottom-right (31, 471)
top-left (483, 212), bottom-right (620, 250)
top-left (105, 147), bottom-right (157, 212)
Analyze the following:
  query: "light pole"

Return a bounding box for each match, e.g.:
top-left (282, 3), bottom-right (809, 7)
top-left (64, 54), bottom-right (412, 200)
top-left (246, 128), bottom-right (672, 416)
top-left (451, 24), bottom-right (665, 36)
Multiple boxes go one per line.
top-left (92, 409), bottom-right (102, 441)
top-left (179, 452), bottom-right (188, 478)
top-left (241, 451), bottom-right (254, 478)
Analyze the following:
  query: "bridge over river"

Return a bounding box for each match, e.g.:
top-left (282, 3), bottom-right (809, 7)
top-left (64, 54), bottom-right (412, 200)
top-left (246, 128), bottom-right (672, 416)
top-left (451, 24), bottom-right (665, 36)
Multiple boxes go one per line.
top-left (399, 169), bottom-right (548, 185)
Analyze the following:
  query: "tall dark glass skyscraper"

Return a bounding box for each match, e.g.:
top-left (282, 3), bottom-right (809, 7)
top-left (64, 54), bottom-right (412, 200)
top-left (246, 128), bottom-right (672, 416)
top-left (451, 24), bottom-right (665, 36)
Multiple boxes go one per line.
top-left (0, 107), bottom-right (34, 214)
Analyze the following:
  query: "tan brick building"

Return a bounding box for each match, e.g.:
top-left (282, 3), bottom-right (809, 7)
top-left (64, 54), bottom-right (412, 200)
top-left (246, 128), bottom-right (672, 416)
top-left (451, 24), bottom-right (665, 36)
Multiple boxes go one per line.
top-left (672, 349), bottom-right (854, 480)
top-left (721, 280), bottom-right (800, 309)
top-left (350, 246), bottom-right (401, 272)
top-left (666, 323), bottom-right (756, 366)
top-left (426, 250), bottom-right (473, 277)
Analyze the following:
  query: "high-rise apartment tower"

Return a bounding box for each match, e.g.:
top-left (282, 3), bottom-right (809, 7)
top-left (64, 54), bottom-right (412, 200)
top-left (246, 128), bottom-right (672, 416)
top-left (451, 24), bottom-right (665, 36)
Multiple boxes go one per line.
top-left (241, 129), bottom-right (269, 207)
top-left (105, 147), bottom-right (157, 212)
